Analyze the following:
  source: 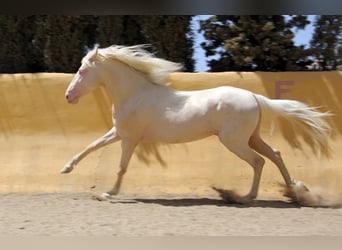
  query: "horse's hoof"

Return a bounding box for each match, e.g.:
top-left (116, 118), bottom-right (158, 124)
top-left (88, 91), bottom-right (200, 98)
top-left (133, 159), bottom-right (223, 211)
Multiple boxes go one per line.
top-left (283, 180), bottom-right (320, 207)
top-left (94, 193), bottom-right (113, 201)
top-left (60, 164), bottom-right (73, 174)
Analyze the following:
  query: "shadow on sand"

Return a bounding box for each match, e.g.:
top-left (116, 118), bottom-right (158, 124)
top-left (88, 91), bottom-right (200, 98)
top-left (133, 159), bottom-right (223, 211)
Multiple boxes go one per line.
top-left (108, 196), bottom-right (300, 209)
top-left (106, 186), bottom-right (342, 209)
top-left (133, 198), bottom-right (300, 209)
top-left (103, 186), bottom-right (342, 208)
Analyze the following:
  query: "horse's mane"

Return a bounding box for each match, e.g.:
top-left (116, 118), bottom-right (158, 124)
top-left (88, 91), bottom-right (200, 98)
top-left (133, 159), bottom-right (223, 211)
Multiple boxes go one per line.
top-left (84, 45), bottom-right (183, 85)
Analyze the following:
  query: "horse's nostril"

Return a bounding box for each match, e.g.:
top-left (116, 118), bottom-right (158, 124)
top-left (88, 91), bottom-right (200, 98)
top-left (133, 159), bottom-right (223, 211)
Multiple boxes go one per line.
top-left (66, 94), bottom-right (69, 100)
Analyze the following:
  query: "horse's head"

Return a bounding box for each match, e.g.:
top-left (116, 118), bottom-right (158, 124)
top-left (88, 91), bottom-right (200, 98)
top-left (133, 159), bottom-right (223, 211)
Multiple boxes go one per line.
top-left (65, 48), bottom-right (101, 104)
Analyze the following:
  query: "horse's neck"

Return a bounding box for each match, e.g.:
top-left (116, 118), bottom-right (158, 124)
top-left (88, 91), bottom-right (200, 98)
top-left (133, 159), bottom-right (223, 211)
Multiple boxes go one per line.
top-left (102, 60), bottom-right (156, 110)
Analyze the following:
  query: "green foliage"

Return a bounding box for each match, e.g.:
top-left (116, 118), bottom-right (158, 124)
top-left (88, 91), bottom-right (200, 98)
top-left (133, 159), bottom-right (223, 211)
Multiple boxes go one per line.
top-left (43, 16), bottom-right (98, 72)
top-left (0, 16), bottom-right (46, 72)
top-left (138, 16), bottom-right (194, 72)
top-left (200, 15), bottom-right (311, 71)
top-left (310, 15), bottom-right (342, 70)
top-left (0, 15), bottom-right (194, 73)
top-left (97, 16), bottom-right (194, 71)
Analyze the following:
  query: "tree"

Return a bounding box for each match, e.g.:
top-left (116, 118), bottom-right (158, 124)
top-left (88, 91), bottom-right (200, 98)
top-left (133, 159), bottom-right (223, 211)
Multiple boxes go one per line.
top-left (200, 15), bottom-right (310, 71)
top-left (140, 16), bottom-right (195, 72)
top-left (98, 16), bottom-right (194, 72)
top-left (0, 15), bottom-right (194, 73)
top-left (0, 16), bottom-right (46, 72)
top-left (44, 16), bottom-right (97, 72)
top-left (309, 15), bottom-right (342, 70)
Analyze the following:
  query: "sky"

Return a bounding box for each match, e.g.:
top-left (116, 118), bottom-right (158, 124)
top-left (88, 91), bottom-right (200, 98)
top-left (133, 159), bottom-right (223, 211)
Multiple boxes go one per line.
top-left (192, 15), bottom-right (317, 72)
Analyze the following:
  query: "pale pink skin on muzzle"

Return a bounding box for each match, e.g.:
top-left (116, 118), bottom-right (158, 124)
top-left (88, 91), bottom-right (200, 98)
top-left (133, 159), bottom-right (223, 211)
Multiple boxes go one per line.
top-left (65, 89), bottom-right (79, 104)
top-left (65, 71), bottom-right (83, 104)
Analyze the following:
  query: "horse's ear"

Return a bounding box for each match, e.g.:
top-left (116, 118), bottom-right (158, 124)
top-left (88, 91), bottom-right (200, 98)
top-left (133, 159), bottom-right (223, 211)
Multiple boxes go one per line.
top-left (89, 47), bottom-right (98, 62)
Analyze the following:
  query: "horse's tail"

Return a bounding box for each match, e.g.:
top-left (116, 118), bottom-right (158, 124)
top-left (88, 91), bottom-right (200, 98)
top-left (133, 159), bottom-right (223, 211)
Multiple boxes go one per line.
top-left (254, 94), bottom-right (333, 159)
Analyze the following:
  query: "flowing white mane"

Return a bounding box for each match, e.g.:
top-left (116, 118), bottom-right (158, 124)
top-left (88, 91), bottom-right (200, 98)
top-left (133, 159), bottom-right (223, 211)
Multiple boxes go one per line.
top-left (84, 45), bottom-right (183, 85)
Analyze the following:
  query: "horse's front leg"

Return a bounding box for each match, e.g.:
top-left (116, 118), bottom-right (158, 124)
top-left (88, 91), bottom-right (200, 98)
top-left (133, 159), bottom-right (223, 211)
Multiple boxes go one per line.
top-left (60, 126), bottom-right (121, 174)
top-left (99, 138), bottom-right (137, 200)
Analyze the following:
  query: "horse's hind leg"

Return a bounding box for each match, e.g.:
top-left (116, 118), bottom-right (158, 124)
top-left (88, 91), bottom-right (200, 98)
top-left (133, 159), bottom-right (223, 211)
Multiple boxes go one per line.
top-left (248, 132), bottom-right (293, 186)
top-left (60, 126), bottom-right (120, 174)
top-left (218, 131), bottom-right (265, 204)
top-left (248, 133), bottom-right (314, 204)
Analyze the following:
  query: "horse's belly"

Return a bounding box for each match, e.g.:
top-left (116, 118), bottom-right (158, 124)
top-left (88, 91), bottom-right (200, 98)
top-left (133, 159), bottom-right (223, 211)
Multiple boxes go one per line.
top-left (141, 122), bottom-right (214, 143)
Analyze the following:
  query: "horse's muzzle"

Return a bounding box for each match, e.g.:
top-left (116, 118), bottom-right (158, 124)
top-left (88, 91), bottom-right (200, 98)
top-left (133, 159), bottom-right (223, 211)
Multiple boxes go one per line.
top-left (66, 94), bottom-right (79, 104)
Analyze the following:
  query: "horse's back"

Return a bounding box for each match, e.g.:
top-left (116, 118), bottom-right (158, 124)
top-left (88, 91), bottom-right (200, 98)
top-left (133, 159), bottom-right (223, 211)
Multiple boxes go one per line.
top-left (182, 86), bottom-right (260, 119)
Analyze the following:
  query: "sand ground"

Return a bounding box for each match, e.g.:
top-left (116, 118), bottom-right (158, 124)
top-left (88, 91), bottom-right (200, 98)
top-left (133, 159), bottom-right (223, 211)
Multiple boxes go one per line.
top-left (1, 192), bottom-right (342, 236)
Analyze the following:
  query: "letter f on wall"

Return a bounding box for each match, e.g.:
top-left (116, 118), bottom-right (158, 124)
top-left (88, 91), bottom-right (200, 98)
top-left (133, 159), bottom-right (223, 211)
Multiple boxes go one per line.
top-left (275, 81), bottom-right (294, 99)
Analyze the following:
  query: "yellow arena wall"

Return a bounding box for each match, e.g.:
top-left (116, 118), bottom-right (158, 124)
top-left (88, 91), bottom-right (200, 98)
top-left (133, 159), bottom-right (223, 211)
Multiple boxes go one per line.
top-left (0, 72), bottom-right (341, 196)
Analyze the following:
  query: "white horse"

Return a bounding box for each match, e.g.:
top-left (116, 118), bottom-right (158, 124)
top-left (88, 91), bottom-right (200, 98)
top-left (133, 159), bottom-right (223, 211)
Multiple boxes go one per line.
top-left (61, 45), bottom-right (332, 204)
